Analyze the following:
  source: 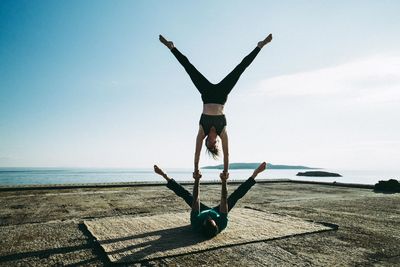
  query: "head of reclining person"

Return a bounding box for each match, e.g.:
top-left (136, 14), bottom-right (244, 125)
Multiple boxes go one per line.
top-left (201, 216), bottom-right (219, 238)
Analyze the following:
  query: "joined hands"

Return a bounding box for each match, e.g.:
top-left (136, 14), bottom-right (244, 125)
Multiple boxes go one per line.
top-left (193, 170), bottom-right (202, 180)
top-left (220, 171), bottom-right (229, 181)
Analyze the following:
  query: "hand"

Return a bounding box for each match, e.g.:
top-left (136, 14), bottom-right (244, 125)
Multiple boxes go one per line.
top-left (220, 171), bottom-right (229, 181)
top-left (193, 170), bottom-right (202, 180)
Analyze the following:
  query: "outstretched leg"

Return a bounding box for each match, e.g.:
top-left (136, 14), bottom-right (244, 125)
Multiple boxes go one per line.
top-left (217, 47), bottom-right (260, 95)
top-left (213, 162), bottom-right (267, 212)
top-left (218, 34), bottom-right (272, 95)
top-left (154, 165), bottom-right (211, 211)
top-left (159, 35), bottom-right (212, 95)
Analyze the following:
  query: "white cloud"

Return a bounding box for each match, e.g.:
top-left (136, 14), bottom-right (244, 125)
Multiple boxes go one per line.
top-left (227, 54), bottom-right (400, 171)
top-left (254, 54), bottom-right (400, 105)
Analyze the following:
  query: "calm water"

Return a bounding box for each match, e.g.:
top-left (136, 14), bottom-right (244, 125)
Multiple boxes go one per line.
top-left (0, 168), bottom-right (399, 186)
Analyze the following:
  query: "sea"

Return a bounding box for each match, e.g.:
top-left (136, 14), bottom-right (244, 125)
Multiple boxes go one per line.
top-left (0, 168), bottom-right (399, 186)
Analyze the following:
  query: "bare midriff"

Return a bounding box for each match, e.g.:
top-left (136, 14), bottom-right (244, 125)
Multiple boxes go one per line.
top-left (202, 103), bottom-right (225, 115)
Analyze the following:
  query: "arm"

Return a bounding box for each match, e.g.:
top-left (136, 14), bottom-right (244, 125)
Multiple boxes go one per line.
top-left (192, 127), bottom-right (204, 213)
top-left (194, 126), bottom-right (205, 174)
top-left (192, 177), bottom-right (200, 212)
top-left (219, 174), bottom-right (228, 214)
top-left (220, 129), bottom-right (229, 174)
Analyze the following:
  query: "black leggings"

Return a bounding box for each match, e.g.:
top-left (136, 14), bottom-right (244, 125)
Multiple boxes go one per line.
top-left (166, 178), bottom-right (256, 212)
top-left (171, 47), bottom-right (261, 104)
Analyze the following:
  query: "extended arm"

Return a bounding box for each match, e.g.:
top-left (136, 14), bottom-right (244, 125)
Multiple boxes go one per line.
top-left (194, 126), bottom-right (205, 174)
top-left (219, 174), bottom-right (228, 214)
top-left (192, 177), bottom-right (201, 212)
top-left (219, 131), bottom-right (229, 214)
top-left (220, 129), bottom-right (229, 174)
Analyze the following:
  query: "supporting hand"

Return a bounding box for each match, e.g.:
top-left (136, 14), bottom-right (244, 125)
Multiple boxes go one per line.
top-left (193, 170), bottom-right (202, 180)
top-left (219, 173), bottom-right (228, 214)
top-left (220, 171), bottom-right (229, 181)
top-left (192, 171), bottom-right (201, 212)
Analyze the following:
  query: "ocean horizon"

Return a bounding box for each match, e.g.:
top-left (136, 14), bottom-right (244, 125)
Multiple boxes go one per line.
top-left (0, 167), bottom-right (399, 186)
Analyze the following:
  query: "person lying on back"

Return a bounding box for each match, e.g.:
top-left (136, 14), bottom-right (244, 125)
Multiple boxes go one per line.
top-left (154, 162), bottom-right (267, 238)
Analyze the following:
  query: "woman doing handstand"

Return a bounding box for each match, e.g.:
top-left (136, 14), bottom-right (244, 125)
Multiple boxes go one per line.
top-left (160, 34), bottom-right (272, 179)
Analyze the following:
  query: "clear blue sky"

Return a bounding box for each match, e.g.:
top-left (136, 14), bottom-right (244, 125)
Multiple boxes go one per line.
top-left (1, 0), bottom-right (400, 170)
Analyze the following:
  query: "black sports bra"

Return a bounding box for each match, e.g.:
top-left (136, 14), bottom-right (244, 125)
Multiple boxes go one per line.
top-left (199, 114), bottom-right (227, 135)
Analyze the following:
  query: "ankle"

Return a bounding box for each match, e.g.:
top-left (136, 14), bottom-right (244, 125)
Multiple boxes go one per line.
top-left (257, 42), bottom-right (265, 49)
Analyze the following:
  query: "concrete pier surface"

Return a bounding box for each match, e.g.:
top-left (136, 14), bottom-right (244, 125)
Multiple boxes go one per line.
top-left (0, 181), bottom-right (399, 266)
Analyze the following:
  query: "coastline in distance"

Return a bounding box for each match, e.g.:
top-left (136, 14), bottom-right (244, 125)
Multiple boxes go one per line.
top-left (202, 163), bottom-right (319, 170)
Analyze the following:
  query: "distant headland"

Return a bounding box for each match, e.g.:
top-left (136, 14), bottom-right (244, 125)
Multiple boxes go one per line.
top-left (202, 163), bottom-right (318, 170)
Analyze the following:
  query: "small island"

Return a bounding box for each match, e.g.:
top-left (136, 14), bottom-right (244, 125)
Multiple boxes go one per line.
top-left (202, 163), bottom-right (317, 170)
top-left (296, 171), bottom-right (342, 177)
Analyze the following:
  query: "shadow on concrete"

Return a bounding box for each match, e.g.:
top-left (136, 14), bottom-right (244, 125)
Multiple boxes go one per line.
top-left (0, 224), bottom-right (109, 265)
top-left (84, 223), bottom-right (208, 264)
top-left (82, 220), bottom-right (339, 265)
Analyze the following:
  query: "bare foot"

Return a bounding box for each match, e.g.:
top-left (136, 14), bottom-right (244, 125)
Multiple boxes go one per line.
top-left (257, 34), bottom-right (272, 48)
top-left (251, 162), bottom-right (267, 179)
top-left (159, 34), bottom-right (174, 50)
top-left (154, 165), bottom-right (171, 181)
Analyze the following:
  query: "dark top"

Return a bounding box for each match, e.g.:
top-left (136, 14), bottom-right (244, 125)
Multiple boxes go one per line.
top-left (191, 209), bottom-right (228, 232)
top-left (199, 114), bottom-right (227, 136)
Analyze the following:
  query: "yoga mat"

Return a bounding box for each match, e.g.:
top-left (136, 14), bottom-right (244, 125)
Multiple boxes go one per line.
top-left (84, 208), bottom-right (336, 263)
